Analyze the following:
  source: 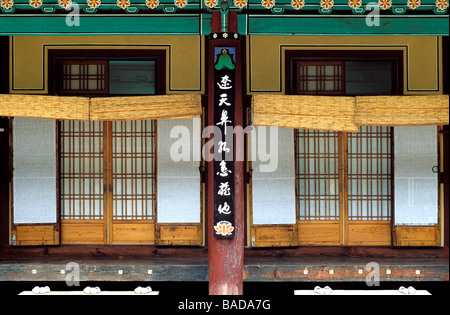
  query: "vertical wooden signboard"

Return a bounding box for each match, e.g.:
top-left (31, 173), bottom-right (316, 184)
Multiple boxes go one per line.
top-left (213, 47), bottom-right (236, 238)
top-left (207, 23), bottom-right (244, 294)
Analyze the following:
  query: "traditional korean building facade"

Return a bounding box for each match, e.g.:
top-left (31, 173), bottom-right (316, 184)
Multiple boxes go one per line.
top-left (0, 0), bottom-right (449, 295)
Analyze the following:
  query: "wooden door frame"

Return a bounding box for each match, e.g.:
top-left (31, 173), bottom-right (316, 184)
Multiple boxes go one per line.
top-left (52, 49), bottom-right (164, 245)
top-left (0, 118), bottom-right (11, 245)
top-left (285, 50), bottom-right (403, 246)
top-left (48, 49), bottom-right (166, 96)
top-left (104, 121), bottom-right (112, 244)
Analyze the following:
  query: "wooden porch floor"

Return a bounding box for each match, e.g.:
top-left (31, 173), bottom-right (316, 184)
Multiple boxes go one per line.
top-left (0, 246), bottom-right (448, 283)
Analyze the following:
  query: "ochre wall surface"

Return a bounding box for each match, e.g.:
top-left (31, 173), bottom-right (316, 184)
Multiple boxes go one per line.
top-left (247, 36), bottom-right (443, 95)
top-left (10, 36), bottom-right (205, 94)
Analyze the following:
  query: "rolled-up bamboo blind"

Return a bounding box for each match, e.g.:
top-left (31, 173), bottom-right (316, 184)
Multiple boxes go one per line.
top-left (252, 94), bottom-right (449, 132)
top-left (0, 94), bottom-right (90, 121)
top-left (90, 94), bottom-right (202, 121)
top-left (355, 95), bottom-right (449, 126)
top-left (252, 94), bottom-right (358, 132)
top-left (0, 94), bottom-right (202, 121)
top-left (2, 94), bottom-right (447, 127)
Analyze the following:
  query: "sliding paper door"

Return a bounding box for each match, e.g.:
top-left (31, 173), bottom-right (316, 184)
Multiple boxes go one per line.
top-left (294, 127), bottom-right (393, 246)
top-left (394, 126), bottom-right (440, 246)
top-left (346, 126), bottom-right (392, 245)
top-left (156, 118), bottom-right (202, 245)
top-left (251, 127), bottom-right (297, 247)
top-left (60, 120), bottom-right (157, 245)
top-left (110, 120), bottom-right (156, 244)
top-left (12, 117), bottom-right (59, 245)
top-left (296, 129), bottom-right (342, 245)
top-left (60, 121), bottom-right (105, 244)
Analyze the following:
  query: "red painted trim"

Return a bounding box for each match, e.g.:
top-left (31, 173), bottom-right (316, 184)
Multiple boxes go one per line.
top-left (210, 11), bottom-right (238, 34)
top-left (227, 11), bottom-right (238, 34)
top-left (442, 37), bottom-right (449, 247)
top-left (211, 11), bottom-right (221, 34)
top-left (444, 125), bottom-right (449, 247)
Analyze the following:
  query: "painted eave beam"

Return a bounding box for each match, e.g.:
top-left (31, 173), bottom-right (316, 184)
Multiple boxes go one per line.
top-left (0, 14), bottom-right (448, 36)
top-left (0, 14), bottom-right (204, 36)
top-left (247, 15), bottom-right (450, 36)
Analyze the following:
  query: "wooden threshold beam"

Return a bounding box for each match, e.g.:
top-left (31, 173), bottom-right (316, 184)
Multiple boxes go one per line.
top-left (0, 255), bottom-right (447, 282)
top-left (1, 246), bottom-right (447, 282)
top-left (1, 245), bottom-right (448, 259)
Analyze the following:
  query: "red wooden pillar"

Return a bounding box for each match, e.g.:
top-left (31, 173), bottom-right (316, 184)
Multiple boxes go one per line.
top-left (207, 10), bottom-right (244, 295)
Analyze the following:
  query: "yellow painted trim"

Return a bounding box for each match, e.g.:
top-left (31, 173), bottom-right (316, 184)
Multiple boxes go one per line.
top-left (10, 36), bottom-right (205, 95)
top-left (247, 36), bottom-right (442, 95)
top-left (440, 126), bottom-right (445, 246)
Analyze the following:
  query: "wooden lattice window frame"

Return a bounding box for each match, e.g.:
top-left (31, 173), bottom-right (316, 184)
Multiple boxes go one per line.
top-left (295, 61), bottom-right (345, 95)
top-left (59, 60), bottom-right (109, 95)
top-left (49, 49), bottom-right (166, 96)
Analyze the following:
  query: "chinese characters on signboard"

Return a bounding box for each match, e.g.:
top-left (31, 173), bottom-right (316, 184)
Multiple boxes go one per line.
top-left (213, 48), bottom-right (235, 238)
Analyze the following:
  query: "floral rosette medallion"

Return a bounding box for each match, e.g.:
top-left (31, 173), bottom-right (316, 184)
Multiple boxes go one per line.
top-left (435, 0), bottom-right (448, 10)
top-left (407, 0), bottom-right (420, 9)
top-left (348, 0), bottom-right (361, 9)
top-left (175, 0), bottom-right (188, 8)
top-left (58, 0), bottom-right (72, 9)
top-left (116, 0), bottom-right (130, 9)
top-left (87, 0), bottom-right (101, 9)
top-left (1, 0), bottom-right (14, 10)
top-left (204, 0), bottom-right (218, 8)
top-left (320, 0), bottom-right (334, 10)
top-left (146, 0), bottom-right (160, 9)
top-left (234, 0), bottom-right (247, 9)
top-left (261, 0), bottom-right (275, 9)
top-left (29, 0), bottom-right (42, 9)
top-left (378, 0), bottom-right (392, 10)
top-left (291, 0), bottom-right (304, 10)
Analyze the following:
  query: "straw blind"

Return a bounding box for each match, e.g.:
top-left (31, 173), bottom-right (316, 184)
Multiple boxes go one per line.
top-left (355, 95), bottom-right (449, 126)
top-left (0, 94), bottom-right (90, 121)
top-left (0, 94), bottom-right (202, 121)
top-left (252, 94), bottom-right (449, 132)
top-left (90, 94), bottom-right (202, 121)
top-left (252, 94), bottom-right (358, 132)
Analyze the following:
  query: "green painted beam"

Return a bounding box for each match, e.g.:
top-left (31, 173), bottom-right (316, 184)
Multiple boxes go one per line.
top-left (0, 13), bottom-right (448, 36)
top-left (248, 15), bottom-right (449, 36)
top-left (0, 14), bottom-right (202, 35)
